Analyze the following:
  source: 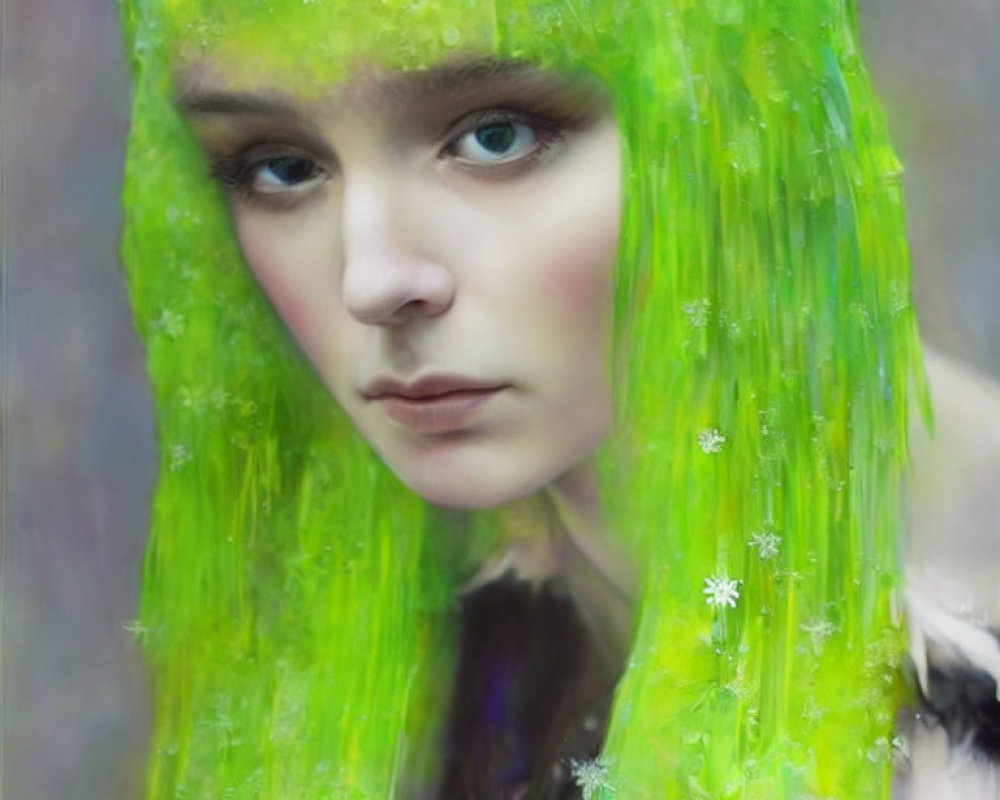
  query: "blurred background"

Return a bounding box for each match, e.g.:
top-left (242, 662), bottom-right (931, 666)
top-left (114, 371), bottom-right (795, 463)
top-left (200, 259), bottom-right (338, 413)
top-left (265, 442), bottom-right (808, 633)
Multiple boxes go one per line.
top-left (2, 1), bottom-right (998, 798)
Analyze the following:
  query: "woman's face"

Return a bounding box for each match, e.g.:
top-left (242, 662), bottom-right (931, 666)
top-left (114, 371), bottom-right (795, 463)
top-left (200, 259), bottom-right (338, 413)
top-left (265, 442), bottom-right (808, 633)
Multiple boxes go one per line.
top-left (178, 56), bottom-right (621, 509)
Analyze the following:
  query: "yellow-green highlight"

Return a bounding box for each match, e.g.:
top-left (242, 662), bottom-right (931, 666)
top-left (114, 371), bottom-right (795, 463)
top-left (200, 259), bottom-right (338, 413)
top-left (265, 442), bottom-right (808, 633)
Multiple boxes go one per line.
top-left (119, 0), bottom-right (926, 796)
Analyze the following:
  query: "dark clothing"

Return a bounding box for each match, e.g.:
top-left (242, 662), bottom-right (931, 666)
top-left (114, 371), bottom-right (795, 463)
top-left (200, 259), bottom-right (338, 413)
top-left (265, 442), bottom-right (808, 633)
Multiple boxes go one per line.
top-left (916, 636), bottom-right (1000, 760)
top-left (436, 575), bottom-right (620, 800)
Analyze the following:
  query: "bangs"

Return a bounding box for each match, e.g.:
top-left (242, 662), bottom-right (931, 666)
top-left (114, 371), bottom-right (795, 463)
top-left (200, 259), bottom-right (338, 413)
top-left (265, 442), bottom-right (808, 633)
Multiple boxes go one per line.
top-left (149, 0), bottom-right (623, 96)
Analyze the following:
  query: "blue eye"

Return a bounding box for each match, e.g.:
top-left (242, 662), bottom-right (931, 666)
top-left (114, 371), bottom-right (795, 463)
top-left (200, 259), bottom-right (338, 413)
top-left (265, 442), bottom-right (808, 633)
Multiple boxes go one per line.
top-left (449, 117), bottom-right (544, 165)
top-left (250, 156), bottom-right (324, 193)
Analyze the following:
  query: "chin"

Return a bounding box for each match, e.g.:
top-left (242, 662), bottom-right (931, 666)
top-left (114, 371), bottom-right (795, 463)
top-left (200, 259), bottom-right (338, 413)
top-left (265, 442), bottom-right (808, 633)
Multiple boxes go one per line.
top-left (375, 427), bottom-right (608, 511)
top-left (394, 463), bottom-right (551, 511)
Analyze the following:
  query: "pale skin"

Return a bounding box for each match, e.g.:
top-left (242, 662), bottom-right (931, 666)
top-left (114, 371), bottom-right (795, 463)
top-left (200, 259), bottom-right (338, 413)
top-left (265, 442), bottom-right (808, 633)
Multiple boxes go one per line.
top-left (900, 350), bottom-right (1000, 799)
top-left (176, 54), bottom-right (637, 651)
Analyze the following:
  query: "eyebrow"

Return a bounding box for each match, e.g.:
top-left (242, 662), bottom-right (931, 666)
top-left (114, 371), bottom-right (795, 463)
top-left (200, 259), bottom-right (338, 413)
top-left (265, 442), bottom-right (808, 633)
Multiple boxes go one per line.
top-left (175, 58), bottom-right (561, 118)
top-left (175, 89), bottom-right (302, 117)
top-left (393, 57), bottom-right (540, 96)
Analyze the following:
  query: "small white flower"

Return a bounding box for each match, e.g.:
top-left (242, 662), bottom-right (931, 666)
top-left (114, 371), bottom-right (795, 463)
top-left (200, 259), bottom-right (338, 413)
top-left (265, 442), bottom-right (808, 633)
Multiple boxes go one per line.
top-left (724, 663), bottom-right (751, 699)
top-left (209, 387), bottom-right (230, 410)
top-left (889, 282), bottom-right (910, 316)
top-left (123, 619), bottom-right (148, 642)
top-left (748, 530), bottom-right (781, 560)
top-left (682, 298), bottom-right (711, 328)
top-left (801, 619), bottom-right (836, 652)
top-left (704, 574), bottom-right (741, 609)
top-left (178, 385), bottom-right (207, 414)
top-left (867, 736), bottom-right (891, 764)
top-left (698, 427), bottom-right (726, 454)
top-left (802, 696), bottom-right (826, 723)
top-left (156, 308), bottom-right (186, 339)
top-left (169, 444), bottom-right (192, 472)
top-left (570, 758), bottom-right (612, 800)
top-left (891, 734), bottom-right (910, 768)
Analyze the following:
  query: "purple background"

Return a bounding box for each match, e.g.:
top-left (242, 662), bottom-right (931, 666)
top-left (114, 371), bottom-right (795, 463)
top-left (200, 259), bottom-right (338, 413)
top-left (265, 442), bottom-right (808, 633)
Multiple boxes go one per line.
top-left (2, 1), bottom-right (998, 798)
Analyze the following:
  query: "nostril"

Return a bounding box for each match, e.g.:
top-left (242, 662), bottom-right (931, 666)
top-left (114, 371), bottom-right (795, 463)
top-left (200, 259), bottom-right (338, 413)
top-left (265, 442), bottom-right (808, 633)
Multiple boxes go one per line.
top-left (340, 253), bottom-right (455, 326)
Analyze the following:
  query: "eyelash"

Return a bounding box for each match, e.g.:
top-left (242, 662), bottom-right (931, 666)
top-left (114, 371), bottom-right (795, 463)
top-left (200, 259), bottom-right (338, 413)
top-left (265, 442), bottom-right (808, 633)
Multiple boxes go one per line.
top-left (210, 146), bottom-right (323, 203)
top-left (208, 108), bottom-right (572, 205)
top-left (443, 109), bottom-right (567, 170)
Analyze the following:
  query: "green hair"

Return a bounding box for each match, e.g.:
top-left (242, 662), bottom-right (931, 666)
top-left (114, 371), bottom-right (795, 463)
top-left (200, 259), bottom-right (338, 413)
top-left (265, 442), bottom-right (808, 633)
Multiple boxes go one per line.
top-left (120, 0), bottom-right (926, 797)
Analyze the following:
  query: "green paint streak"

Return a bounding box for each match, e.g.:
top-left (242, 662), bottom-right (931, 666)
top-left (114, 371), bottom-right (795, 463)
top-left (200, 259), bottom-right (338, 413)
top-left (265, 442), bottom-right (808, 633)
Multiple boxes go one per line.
top-left (120, 0), bottom-right (926, 796)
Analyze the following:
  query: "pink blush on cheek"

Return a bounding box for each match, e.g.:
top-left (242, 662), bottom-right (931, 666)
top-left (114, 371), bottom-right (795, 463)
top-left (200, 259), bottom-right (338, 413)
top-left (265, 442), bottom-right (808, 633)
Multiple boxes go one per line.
top-left (237, 249), bottom-right (338, 369)
top-left (539, 230), bottom-right (617, 319)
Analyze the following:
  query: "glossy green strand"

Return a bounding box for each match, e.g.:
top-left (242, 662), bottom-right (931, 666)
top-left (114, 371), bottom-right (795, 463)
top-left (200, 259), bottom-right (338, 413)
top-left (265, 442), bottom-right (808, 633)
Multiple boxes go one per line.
top-left (120, 0), bottom-right (926, 797)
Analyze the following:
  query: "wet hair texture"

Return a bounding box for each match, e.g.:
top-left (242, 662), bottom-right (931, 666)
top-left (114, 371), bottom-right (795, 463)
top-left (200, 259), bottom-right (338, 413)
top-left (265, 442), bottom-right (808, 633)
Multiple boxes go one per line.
top-left (120, 0), bottom-right (927, 797)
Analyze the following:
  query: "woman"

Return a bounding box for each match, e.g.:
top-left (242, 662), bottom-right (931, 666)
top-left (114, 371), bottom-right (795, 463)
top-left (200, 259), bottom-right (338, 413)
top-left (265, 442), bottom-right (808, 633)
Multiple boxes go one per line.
top-left (120, 0), bottom-right (924, 797)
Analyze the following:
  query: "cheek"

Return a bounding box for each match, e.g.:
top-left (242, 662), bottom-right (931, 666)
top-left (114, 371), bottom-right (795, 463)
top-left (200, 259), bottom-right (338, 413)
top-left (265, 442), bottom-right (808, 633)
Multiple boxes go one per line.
top-left (539, 220), bottom-right (617, 318)
top-left (233, 209), bottom-right (343, 366)
top-left (531, 124), bottom-right (621, 329)
top-left (534, 184), bottom-right (620, 348)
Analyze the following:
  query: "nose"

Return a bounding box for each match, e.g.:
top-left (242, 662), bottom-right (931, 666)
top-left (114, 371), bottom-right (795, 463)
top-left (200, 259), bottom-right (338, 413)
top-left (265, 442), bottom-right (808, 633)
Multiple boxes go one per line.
top-left (340, 174), bottom-right (455, 326)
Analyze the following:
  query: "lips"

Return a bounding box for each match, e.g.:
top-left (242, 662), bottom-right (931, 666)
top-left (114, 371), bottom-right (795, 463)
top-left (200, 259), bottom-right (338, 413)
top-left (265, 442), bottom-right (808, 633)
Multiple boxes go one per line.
top-left (362, 374), bottom-right (507, 434)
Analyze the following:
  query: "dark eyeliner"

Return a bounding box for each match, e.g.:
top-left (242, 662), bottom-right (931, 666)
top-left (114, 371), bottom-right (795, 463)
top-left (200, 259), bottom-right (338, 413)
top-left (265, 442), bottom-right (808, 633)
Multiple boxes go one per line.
top-left (209, 152), bottom-right (255, 190)
top-left (206, 144), bottom-right (327, 207)
top-left (440, 108), bottom-right (570, 174)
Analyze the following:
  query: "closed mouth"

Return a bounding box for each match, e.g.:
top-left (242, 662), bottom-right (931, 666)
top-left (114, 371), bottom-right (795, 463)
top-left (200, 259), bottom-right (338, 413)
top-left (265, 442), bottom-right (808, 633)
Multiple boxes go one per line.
top-left (362, 374), bottom-right (507, 402)
top-left (369, 384), bottom-right (506, 434)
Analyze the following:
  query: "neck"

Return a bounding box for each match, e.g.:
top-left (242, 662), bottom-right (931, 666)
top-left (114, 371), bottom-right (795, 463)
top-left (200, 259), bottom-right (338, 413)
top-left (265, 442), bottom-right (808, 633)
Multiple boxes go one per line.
top-left (463, 460), bottom-right (638, 665)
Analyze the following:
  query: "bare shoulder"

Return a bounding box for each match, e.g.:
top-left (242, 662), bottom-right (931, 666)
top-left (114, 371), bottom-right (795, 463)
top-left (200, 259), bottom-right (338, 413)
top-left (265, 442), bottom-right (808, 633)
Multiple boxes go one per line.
top-left (911, 347), bottom-right (1000, 481)
top-left (907, 347), bottom-right (1000, 596)
top-left (899, 347), bottom-right (1000, 800)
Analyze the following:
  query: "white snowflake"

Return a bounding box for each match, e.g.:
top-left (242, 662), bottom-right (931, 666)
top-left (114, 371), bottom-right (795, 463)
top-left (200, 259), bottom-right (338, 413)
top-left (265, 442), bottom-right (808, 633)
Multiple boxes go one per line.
top-left (570, 758), bottom-right (612, 800)
top-left (801, 619), bottom-right (836, 652)
top-left (169, 444), bottom-right (192, 472)
top-left (122, 619), bottom-right (149, 643)
top-left (209, 387), bottom-right (230, 411)
top-left (748, 530), bottom-right (781, 560)
top-left (802, 696), bottom-right (826, 723)
top-left (704, 574), bottom-right (741, 609)
top-left (698, 428), bottom-right (726, 454)
top-left (156, 308), bottom-right (186, 339)
top-left (867, 736), bottom-right (892, 764)
top-left (682, 298), bottom-right (711, 328)
top-left (891, 734), bottom-right (910, 768)
top-left (178, 385), bottom-right (205, 412)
